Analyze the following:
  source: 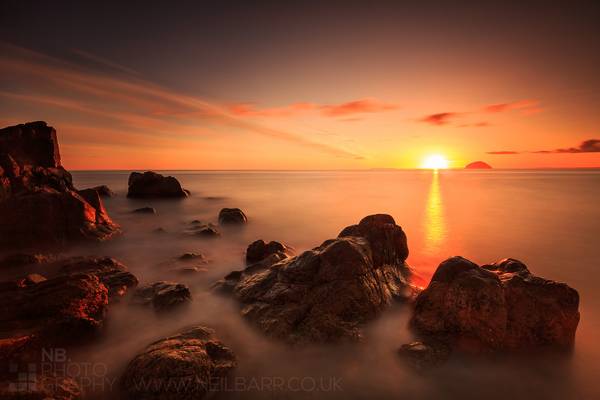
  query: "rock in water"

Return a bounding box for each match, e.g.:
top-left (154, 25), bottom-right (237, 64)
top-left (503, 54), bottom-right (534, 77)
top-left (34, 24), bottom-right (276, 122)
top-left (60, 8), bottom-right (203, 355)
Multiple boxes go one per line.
top-left (218, 208), bottom-right (247, 225)
top-left (132, 281), bottom-right (192, 311)
top-left (92, 184), bottom-right (115, 197)
top-left (120, 326), bottom-right (236, 400)
top-left (411, 257), bottom-right (580, 352)
top-left (127, 171), bottom-right (189, 198)
top-left (0, 121), bottom-right (119, 249)
top-left (245, 239), bottom-right (294, 264)
top-left (216, 214), bottom-right (417, 343)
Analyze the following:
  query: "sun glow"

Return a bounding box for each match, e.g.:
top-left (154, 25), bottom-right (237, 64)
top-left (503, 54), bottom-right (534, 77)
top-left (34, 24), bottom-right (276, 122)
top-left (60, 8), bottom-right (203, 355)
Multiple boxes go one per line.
top-left (421, 154), bottom-right (449, 170)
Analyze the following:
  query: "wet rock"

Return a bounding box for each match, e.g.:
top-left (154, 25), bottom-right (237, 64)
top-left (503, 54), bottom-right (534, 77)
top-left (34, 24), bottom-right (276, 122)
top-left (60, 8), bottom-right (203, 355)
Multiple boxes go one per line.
top-left (216, 214), bottom-right (417, 343)
top-left (0, 274), bottom-right (108, 344)
top-left (0, 122), bottom-right (119, 249)
top-left (178, 252), bottom-right (207, 262)
top-left (132, 281), bottom-right (192, 311)
top-left (397, 341), bottom-right (451, 372)
top-left (411, 257), bottom-right (580, 353)
top-left (127, 171), bottom-right (189, 198)
top-left (185, 222), bottom-right (220, 238)
top-left (218, 208), bottom-right (247, 225)
top-left (160, 253), bottom-right (209, 274)
top-left (245, 239), bottom-right (294, 265)
top-left (92, 184), bottom-right (115, 197)
top-left (58, 256), bottom-right (138, 299)
top-left (120, 326), bottom-right (236, 400)
top-left (19, 273), bottom-right (47, 286)
top-left (133, 206), bottom-right (156, 214)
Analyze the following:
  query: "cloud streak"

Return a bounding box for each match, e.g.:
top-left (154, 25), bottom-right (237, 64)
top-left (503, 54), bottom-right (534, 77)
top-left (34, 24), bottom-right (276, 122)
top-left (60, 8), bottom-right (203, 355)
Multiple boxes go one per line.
top-left (487, 139), bottom-right (600, 155)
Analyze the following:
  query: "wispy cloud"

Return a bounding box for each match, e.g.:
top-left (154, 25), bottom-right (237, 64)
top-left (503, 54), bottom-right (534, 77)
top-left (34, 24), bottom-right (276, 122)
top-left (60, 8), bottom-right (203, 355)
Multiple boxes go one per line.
top-left (532, 139), bottom-right (600, 153)
top-left (420, 112), bottom-right (460, 126)
top-left (486, 150), bottom-right (520, 155)
top-left (483, 99), bottom-right (541, 115)
top-left (0, 43), bottom-right (362, 160)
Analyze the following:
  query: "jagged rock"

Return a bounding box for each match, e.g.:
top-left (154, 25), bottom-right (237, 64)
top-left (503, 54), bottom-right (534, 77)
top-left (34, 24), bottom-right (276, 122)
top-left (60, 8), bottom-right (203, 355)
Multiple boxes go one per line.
top-left (92, 185), bottom-right (115, 197)
top-left (0, 274), bottom-right (108, 344)
top-left (58, 256), bottom-right (138, 299)
top-left (132, 281), bottom-right (192, 311)
top-left (120, 326), bottom-right (236, 400)
top-left (127, 171), bottom-right (189, 198)
top-left (218, 208), bottom-right (247, 225)
top-left (411, 257), bottom-right (580, 353)
top-left (216, 214), bottom-right (417, 343)
top-left (0, 122), bottom-right (119, 249)
top-left (245, 239), bottom-right (294, 265)
top-left (133, 206), bottom-right (156, 214)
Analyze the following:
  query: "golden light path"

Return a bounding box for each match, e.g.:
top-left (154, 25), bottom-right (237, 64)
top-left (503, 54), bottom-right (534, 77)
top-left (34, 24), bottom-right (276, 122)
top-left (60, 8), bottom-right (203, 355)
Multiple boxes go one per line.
top-left (423, 170), bottom-right (447, 255)
top-left (421, 154), bottom-right (449, 170)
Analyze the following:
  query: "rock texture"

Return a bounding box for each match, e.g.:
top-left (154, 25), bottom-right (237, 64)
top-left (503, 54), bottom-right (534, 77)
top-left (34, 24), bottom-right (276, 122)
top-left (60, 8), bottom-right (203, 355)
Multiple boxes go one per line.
top-left (0, 273), bottom-right (108, 344)
top-left (411, 257), bottom-right (580, 352)
top-left (218, 208), bottom-right (247, 225)
top-left (127, 171), bottom-right (189, 198)
top-left (0, 122), bottom-right (119, 249)
top-left (133, 281), bottom-right (192, 311)
top-left (245, 239), bottom-right (294, 265)
top-left (120, 326), bottom-right (236, 400)
top-left (216, 214), bottom-right (416, 343)
top-left (92, 184), bottom-right (115, 197)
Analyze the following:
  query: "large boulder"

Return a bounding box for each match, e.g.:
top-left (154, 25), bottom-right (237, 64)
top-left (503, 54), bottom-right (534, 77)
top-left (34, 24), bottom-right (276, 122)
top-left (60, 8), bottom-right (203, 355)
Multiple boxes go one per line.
top-left (0, 122), bottom-right (119, 249)
top-left (218, 208), bottom-right (247, 225)
top-left (245, 239), bottom-right (294, 265)
top-left (216, 214), bottom-right (417, 343)
top-left (127, 171), bottom-right (189, 198)
top-left (120, 326), bottom-right (236, 400)
top-left (0, 273), bottom-right (108, 344)
top-left (411, 257), bottom-right (580, 353)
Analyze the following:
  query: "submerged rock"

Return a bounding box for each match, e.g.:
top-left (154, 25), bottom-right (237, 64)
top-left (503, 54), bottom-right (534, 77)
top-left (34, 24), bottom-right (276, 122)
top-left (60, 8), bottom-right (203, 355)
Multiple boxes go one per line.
top-left (245, 239), bottom-right (294, 265)
top-left (397, 341), bottom-right (451, 372)
top-left (133, 206), bottom-right (157, 214)
top-left (411, 257), bottom-right (580, 353)
top-left (0, 122), bottom-right (119, 249)
top-left (120, 326), bottom-right (236, 400)
top-left (127, 171), bottom-right (189, 198)
top-left (133, 281), bottom-right (192, 311)
top-left (185, 222), bottom-right (220, 238)
top-left (218, 208), bottom-right (247, 225)
top-left (92, 184), bottom-right (115, 197)
top-left (216, 214), bottom-right (417, 343)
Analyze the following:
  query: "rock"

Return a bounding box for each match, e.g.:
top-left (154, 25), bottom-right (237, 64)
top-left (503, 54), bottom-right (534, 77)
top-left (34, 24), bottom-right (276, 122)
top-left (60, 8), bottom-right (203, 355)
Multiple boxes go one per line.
top-left (92, 184), bottom-right (115, 197)
top-left (127, 171), bottom-right (189, 198)
top-left (245, 239), bottom-right (294, 265)
top-left (19, 273), bottom-right (47, 286)
top-left (0, 122), bottom-right (119, 249)
top-left (132, 281), bottom-right (192, 311)
top-left (0, 253), bottom-right (49, 268)
top-left (465, 161), bottom-right (492, 169)
top-left (216, 214), bottom-right (417, 343)
top-left (185, 222), bottom-right (220, 238)
top-left (411, 257), bottom-right (580, 353)
top-left (120, 326), bottom-right (236, 400)
top-left (218, 208), bottom-right (247, 225)
top-left (178, 252), bottom-right (207, 262)
top-left (397, 341), bottom-right (451, 372)
top-left (58, 256), bottom-right (138, 299)
top-left (0, 274), bottom-right (108, 344)
top-left (133, 206), bottom-right (156, 214)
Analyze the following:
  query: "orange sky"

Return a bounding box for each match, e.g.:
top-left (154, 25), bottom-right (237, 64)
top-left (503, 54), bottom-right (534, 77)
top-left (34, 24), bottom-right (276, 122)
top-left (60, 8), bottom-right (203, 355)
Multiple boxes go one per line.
top-left (1, 2), bottom-right (599, 170)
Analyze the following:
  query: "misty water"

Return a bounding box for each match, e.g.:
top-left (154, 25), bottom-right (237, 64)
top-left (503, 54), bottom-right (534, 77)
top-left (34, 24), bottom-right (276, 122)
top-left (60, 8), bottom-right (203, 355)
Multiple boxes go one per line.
top-left (7, 169), bottom-right (600, 399)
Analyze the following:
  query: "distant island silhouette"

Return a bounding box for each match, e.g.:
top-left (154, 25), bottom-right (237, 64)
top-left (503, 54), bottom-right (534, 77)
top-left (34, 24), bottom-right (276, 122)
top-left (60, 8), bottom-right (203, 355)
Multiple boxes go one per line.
top-left (465, 161), bottom-right (492, 169)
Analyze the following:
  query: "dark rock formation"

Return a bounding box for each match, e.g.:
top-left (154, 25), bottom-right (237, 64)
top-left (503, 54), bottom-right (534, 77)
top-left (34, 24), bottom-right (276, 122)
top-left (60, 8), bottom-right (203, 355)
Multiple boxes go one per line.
top-left (0, 274), bottom-right (108, 344)
top-left (132, 281), bottom-right (192, 311)
top-left (465, 161), bottom-right (492, 169)
top-left (411, 257), bottom-right (580, 353)
top-left (92, 184), bottom-right (115, 197)
top-left (185, 222), bottom-right (220, 237)
top-left (245, 239), bottom-right (294, 265)
top-left (178, 252), bottom-right (207, 262)
top-left (120, 326), bottom-right (236, 400)
top-left (218, 208), bottom-right (247, 225)
top-left (133, 206), bottom-right (156, 214)
top-left (0, 122), bottom-right (119, 249)
top-left (127, 171), bottom-right (189, 198)
top-left (216, 214), bottom-right (417, 343)
top-left (58, 256), bottom-right (138, 299)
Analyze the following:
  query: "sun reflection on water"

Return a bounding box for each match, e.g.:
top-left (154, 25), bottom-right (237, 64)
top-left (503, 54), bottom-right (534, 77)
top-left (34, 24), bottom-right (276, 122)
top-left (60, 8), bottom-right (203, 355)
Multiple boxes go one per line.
top-left (423, 170), bottom-right (447, 255)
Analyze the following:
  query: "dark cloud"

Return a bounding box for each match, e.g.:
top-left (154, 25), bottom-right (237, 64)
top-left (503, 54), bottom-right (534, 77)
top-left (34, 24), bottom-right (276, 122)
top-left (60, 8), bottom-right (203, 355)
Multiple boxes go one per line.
top-left (487, 150), bottom-right (520, 155)
top-left (420, 112), bottom-right (459, 126)
top-left (533, 139), bottom-right (600, 154)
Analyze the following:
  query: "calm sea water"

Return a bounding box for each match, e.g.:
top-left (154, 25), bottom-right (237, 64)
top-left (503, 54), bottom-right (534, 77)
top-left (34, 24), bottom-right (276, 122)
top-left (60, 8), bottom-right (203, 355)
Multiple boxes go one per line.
top-left (19, 170), bottom-right (600, 398)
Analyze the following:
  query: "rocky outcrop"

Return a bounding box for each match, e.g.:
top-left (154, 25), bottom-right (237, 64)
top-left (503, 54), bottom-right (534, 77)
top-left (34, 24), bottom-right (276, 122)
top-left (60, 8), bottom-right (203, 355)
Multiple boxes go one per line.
top-left (0, 274), bottom-right (108, 344)
top-left (58, 256), bottom-right (138, 299)
top-left (132, 281), bottom-right (192, 311)
top-left (218, 208), bottom-right (247, 225)
top-left (216, 214), bottom-right (417, 343)
top-left (120, 326), bottom-right (236, 400)
top-left (245, 239), bottom-right (294, 265)
top-left (127, 171), bottom-right (189, 198)
top-left (0, 122), bottom-right (119, 249)
top-left (92, 184), bottom-right (115, 197)
top-left (411, 257), bottom-right (580, 353)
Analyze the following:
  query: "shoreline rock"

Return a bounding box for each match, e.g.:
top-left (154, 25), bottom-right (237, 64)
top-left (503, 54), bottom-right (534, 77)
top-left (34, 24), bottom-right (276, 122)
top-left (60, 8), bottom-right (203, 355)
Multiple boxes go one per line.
top-left (218, 208), bottom-right (247, 225)
top-left (127, 171), bottom-right (189, 198)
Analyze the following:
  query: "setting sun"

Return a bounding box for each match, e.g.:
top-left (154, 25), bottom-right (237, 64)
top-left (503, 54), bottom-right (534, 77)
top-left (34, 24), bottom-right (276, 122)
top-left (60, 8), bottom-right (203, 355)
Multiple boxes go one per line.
top-left (421, 154), bottom-right (450, 169)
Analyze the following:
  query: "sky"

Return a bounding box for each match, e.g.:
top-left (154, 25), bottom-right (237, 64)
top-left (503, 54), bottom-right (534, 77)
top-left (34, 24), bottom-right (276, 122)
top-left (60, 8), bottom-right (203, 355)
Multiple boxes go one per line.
top-left (1, 0), bottom-right (599, 169)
